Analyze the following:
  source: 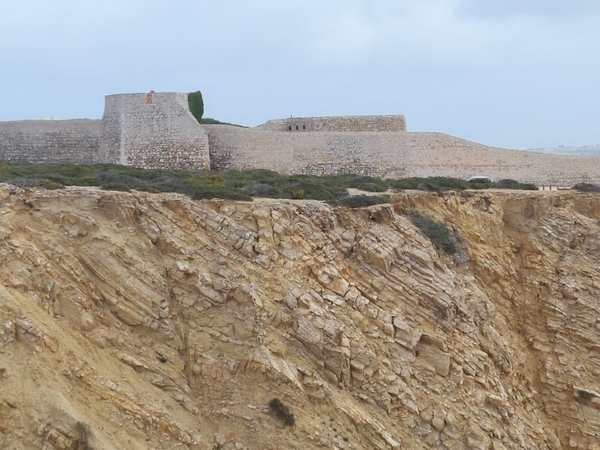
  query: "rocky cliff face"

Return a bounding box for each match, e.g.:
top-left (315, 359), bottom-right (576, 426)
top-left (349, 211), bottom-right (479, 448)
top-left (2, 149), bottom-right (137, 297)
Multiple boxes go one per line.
top-left (0, 186), bottom-right (599, 449)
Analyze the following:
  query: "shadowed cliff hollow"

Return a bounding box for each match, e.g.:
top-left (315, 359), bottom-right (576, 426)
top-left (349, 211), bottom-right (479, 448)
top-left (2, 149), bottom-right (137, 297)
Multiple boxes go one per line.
top-left (0, 186), bottom-right (599, 449)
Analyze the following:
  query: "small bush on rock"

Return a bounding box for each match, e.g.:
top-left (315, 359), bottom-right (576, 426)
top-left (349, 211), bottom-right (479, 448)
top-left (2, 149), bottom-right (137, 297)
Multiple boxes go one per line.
top-left (268, 398), bottom-right (295, 427)
top-left (75, 421), bottom-right (93, 450)
top-left (291, 189), bottom-right (305, 199)
top-left (408, 210), bottom-right (457, 255)
top-left (41, 179), bottom-right (64, 190)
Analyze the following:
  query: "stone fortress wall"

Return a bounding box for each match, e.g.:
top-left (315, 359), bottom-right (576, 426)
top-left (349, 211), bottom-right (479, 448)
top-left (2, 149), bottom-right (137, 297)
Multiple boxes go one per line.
top-left (101, 92), bottom-right (209, 170)
top-left (205, 125), bottom-right (600, 186)
top-left (0, 119), bottom-right (103, 164)
top-left (0, 92), bottom-right (209, 170)
top-left (1, 91), bottom-right (600, 185)
top-left (258, 115), bottom-right (407, 132)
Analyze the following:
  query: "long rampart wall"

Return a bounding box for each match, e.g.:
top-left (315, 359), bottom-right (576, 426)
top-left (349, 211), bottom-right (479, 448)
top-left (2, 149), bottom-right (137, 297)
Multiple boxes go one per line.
top-left (205, 126), bottom-right (600, 186)
top-left (0, 119), bottom-right (102, 164)
top-left (258, 115), bottom-right (407, 132)
top-left (2, 93), bottom-right (600, 186)
top-left (101, 93), bottom-right (210, 170)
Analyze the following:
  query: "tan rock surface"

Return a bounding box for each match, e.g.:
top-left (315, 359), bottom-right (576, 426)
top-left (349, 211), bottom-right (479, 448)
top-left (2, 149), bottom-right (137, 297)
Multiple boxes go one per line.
top-left (0, 185), bottom-right (599, 449)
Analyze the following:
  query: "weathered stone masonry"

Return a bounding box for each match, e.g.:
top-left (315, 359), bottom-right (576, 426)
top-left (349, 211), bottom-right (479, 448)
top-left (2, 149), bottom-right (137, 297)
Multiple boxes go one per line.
top-left (1, 91), bottom-right (600, 185)
top-left (101, 93), bottom-right (209, 170)
top-left (0, 119), bottom-right (102, 164)
top-left (259, 115), bottom-right (407, 132)
top-left (205, 125), bottom-right (600, 185)
top-left (0, 92), bottom-right (209, 171)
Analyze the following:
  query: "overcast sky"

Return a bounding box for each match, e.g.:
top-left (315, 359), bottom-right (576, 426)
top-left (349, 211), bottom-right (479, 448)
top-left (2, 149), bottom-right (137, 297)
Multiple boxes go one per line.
top-left (2, 0), bottom-right (600, 149)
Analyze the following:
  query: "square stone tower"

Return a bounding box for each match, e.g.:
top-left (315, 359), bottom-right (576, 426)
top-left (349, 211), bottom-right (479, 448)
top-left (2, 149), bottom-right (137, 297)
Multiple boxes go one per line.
top-left (101, 92), bottom-right (210, 170)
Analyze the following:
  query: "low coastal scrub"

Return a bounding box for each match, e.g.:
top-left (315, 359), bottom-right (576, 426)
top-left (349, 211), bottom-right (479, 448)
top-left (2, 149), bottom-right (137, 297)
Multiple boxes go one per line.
top-left (493, 179), bottom-right (538, 190)
top-left (328, 194), bottom-right (390, 208)
top-left (0, 162), bottom-right (539, 202)
top-left (408, 210), bottom-right (457, 255)
top-left (573, 183), bottom-right (600, 192)
top-left (391, 176), bottom-right (470, 191)
top-left (390, 177), bottom-right (538, 191)
top-left (0, 164), bottom-right (389, 201)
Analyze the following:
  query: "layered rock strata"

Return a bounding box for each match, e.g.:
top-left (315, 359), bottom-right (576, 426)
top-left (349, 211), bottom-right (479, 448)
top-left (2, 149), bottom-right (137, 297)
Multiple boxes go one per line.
top-left (0, 186), bottom-right (599, 449)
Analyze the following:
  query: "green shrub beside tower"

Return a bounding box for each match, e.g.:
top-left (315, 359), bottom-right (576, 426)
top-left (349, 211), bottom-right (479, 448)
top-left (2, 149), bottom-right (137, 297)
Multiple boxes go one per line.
top-left (188, 91), bottom-right (204, 123)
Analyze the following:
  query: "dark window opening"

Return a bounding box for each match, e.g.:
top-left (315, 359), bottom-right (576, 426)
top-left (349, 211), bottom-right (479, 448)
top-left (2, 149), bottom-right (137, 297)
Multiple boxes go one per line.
top-left (302, 125), bottom-right (306, 130)
top-left (296, 125), bottom-right (299, 130)
top-left (288, 126), bottom-right (292, 131)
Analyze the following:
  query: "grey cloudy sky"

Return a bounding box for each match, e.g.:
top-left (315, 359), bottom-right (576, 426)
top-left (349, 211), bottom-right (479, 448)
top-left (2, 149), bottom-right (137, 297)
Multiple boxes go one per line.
top-left (2, 0), bottom-right (599, 149)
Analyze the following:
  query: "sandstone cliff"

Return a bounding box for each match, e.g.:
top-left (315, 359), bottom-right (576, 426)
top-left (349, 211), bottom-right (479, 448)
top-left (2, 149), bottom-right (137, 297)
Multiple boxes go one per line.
top-left (0, 186), bottom-right (599, 449)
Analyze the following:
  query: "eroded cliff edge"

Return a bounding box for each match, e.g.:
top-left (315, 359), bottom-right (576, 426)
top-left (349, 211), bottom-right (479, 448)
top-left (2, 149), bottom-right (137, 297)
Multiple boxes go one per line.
top-left (0, 186), bottom-right (599, 449)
